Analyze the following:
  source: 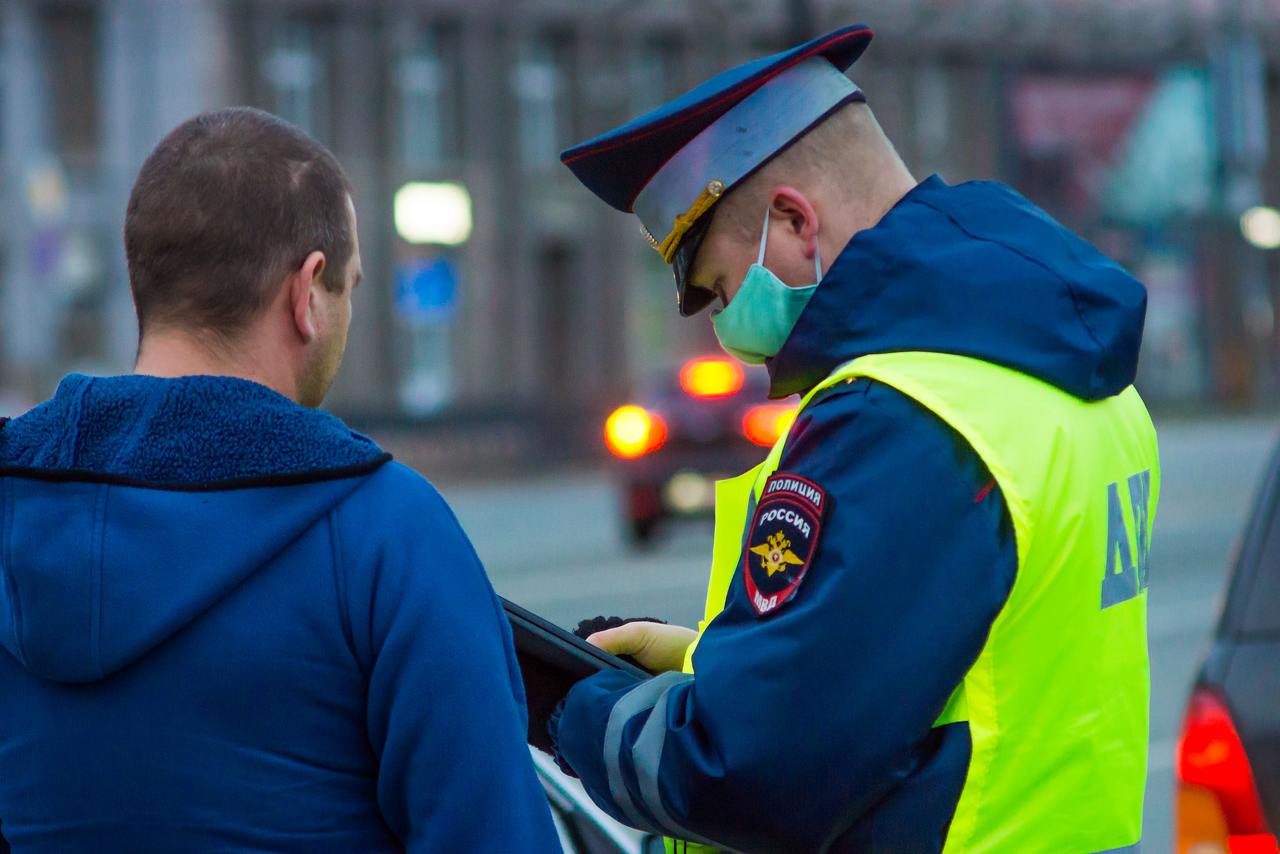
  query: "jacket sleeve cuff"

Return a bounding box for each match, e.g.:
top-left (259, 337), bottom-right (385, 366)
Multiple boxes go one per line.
top-left (547, 699), bottom-right (578, 778)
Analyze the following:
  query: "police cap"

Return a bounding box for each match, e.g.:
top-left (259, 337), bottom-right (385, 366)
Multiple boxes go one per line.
top-left (560, 25), bottom-right (873, 315)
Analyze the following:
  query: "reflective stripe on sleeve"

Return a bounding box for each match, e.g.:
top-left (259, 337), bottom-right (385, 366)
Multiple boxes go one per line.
top-left (603, 672), bottom-right (691, 832)
top-left (632, 679), bottom-right (719, 847)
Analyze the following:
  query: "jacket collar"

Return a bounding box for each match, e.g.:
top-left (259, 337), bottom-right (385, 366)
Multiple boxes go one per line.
top-left (766, 175), bottom-right (1146, 402)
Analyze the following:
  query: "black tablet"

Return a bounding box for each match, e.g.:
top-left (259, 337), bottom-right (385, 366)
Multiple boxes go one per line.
top-left (502, 597), bottom-right (649, 752)
top-left (502, 598), bottom-right (649, 680)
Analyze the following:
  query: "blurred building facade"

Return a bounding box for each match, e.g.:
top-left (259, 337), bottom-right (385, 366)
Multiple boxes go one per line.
top-left (2, 0), bottom-right (1280, 420)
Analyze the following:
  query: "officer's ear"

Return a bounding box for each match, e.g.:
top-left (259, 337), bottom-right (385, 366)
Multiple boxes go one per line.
top-left (289, 250), bottom-right (327, 344)
top-left (767, 186), bottom-right (821, 260)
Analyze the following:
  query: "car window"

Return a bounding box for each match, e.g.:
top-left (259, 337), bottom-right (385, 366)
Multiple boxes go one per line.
top-left (1239, 477), bottom-right (1280, 635)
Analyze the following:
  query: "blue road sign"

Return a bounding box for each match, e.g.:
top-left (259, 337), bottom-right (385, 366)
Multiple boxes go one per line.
top-left (395, 256), bottom-right (458, 323)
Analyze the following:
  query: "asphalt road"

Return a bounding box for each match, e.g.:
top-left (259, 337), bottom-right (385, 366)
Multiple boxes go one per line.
top-left (439, 415), bottom-right (1278, 853)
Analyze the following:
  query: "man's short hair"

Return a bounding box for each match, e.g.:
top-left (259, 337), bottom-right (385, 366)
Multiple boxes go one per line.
top-left (124, 107), bottom-right (353, 338)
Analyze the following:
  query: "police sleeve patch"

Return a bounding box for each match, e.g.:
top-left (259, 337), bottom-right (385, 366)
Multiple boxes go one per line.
top-left (743, 473), bottom-right (829, 617)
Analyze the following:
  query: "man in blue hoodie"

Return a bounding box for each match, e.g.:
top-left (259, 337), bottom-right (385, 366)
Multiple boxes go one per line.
top-left (0, 108), bottom-right (560, 852)
top-left (550, 26), bottom-right (1159, 853)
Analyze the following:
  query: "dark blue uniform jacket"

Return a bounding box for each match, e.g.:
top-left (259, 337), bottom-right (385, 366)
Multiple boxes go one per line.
top-left (0, 376), bottom-right (560, 852)
top-left (551, 175), bottom-right (1147, 852)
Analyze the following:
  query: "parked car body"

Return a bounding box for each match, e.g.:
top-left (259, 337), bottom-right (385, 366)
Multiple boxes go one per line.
top-left (532, 749), bottom-right (661, 853)
top-left (1177, 445), bottom-right (1280, 853)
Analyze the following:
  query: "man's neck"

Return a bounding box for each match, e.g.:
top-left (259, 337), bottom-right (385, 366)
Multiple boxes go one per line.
top-left (819, 167), bottom-right (916, 269)
top-left (858, 164), bottom-right (917, 232)
top-left (134, 329), bottom-right (299, 403)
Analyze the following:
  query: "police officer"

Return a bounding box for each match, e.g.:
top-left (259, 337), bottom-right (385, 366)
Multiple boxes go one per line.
top-left (548, 23), bottom-right (1158, 854)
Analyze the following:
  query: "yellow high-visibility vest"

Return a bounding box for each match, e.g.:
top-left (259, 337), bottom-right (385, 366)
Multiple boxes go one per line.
top-left (669, 351), bottom-right (1157, 853)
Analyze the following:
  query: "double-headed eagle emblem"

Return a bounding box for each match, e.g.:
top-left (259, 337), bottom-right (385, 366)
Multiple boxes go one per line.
top-left (750, 531), bottom-right (805, 577)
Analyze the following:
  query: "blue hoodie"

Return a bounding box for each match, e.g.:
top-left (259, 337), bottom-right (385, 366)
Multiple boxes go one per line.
top-left (551, 176), bottom-right (1148, 852)
top-left (0, 374), bottom-right (560, 852)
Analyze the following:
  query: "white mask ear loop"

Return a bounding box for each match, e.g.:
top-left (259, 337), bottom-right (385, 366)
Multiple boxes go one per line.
top-left (760, 205), bottom-right (824, 283)
top-left (757, 207), bottom-right (771, 266)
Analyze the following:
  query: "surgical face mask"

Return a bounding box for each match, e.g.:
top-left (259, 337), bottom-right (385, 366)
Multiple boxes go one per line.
top-left (711, 208), bottom-right (822, 365)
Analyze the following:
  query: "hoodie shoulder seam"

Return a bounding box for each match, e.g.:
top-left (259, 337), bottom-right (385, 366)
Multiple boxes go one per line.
top-left (0, 478), bottom-right (27, 667)
top-left (90, 483), bottom-right (109, 680)
top-left (910, 195), bottom-right (1106, 356)
top-left (327, 507), bottom-right (364, 681)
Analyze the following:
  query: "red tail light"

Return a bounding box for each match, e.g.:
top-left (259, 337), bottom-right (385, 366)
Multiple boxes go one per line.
top-left (741, 404), bottom-right (798, 448)
top-left (1177, 688), bottom-right (1278, 854)
top-left (679, 357), bottom-right (744, 399)
top-left (604, 405), bottom-right (668, 459)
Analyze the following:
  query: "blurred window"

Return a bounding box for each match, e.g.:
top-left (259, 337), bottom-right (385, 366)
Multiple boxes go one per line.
top-left (513, 36), bottom-right (570, 168)
top-left (628, 36), bottom-right (685, 114)
top-left (1008, 73), bottom-right (1156, 224)
top-left (627, 38), bottom-right (687, 372)
top-left (266, 14), bottom-right (333, 142)
top-left (38, 2), bottom-right (100, 174)
top-left (536, 242), bottom-right (574, 399)
top-left (1241, 477), bottom-right (1280, 635)
top-left (628, 42), bottom-right (665, 115)
top-left (626, 248), bottom-right (675, 373)
top-left (396, 24), bottom-right (460, 165)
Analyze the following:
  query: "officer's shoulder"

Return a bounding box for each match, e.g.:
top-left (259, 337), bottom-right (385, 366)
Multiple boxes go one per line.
top-left (786, 372), bottom-right (998, 504)
top-left (791, 375), bottom-right (969, 455)
top-left (801, 375), bottom-right (922, 425)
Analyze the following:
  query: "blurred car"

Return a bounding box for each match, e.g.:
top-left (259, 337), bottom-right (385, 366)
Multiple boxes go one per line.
top-left (532, 748), bottom-right (662, 853)
top-left (602, 356), bottom-right (796, 545)
top-left (1177, 445), bottom-right (1280, 853)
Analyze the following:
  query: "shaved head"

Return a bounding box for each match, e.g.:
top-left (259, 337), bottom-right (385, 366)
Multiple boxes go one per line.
top-left (685, 101), bottom-right (916, 313)
top-left (714, 101), bottom-right (911, 245)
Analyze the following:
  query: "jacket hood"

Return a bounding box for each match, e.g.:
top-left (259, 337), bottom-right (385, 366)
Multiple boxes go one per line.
top-left (0, 374), bottom-right (389, 683)
top-left (768, 175), bottom-right (1148, 400)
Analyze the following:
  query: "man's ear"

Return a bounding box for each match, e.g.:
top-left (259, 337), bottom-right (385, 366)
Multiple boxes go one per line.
top-left (769, 186), bottom-right (821, 258)
top-left (289, 251), bottom-right (327, 343)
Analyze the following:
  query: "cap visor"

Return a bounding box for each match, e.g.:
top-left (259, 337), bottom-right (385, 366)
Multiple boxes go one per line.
top-left (673, 214), bottom-right (717, 316)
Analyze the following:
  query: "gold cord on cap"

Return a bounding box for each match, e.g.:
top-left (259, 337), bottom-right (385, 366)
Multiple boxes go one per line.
top-left (652, 179), bottom-right (725, 263)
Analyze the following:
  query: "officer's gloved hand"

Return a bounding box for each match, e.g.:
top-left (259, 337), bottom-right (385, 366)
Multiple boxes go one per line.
top-left (573, 615), bottom-right (666, 640)
top-left (573, 616), bottom-right (663, 672)
top-left (575, 616), bottom-right (698, 674)
top-left (531, 618), bottom-right (678, 760)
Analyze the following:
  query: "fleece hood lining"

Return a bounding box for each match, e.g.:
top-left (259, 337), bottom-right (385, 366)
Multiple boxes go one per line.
top-left (0, 374), bottom-right (390, 488)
